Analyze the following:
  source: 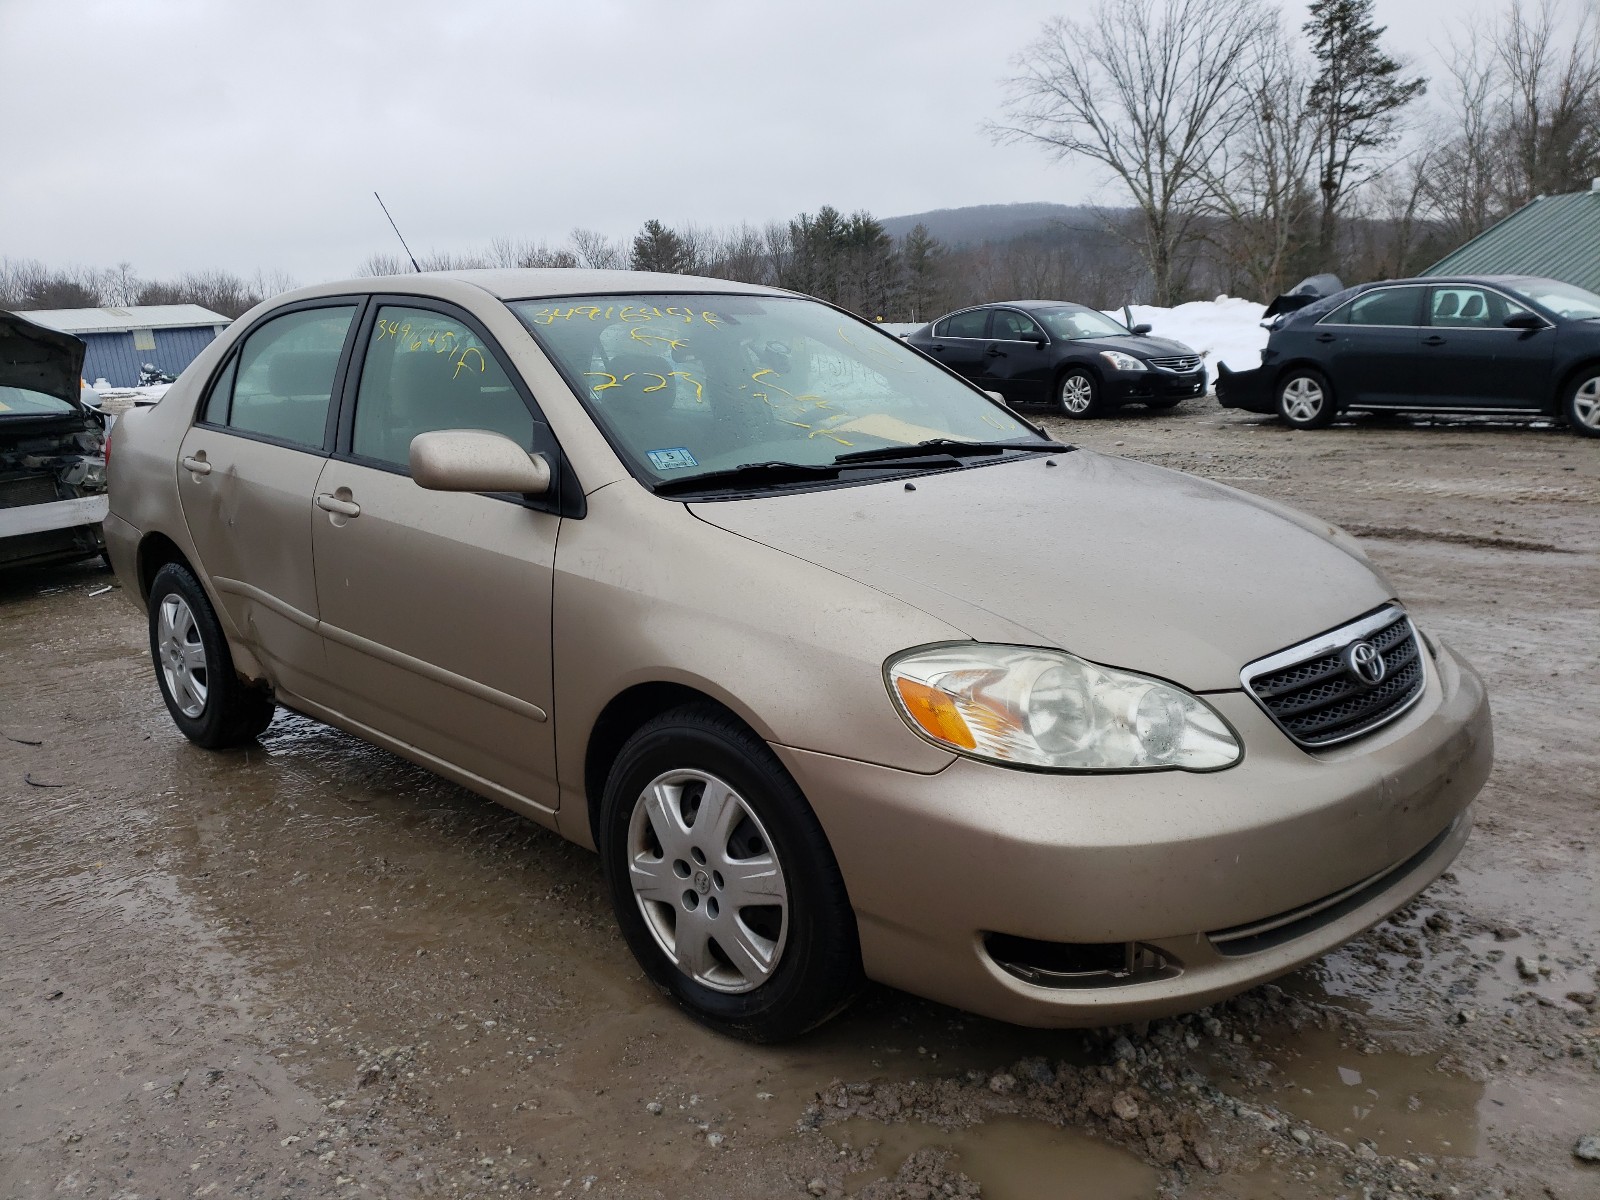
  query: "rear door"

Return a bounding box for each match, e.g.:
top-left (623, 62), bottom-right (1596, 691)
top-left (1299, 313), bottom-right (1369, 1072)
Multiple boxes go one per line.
top-left (175, 300), bottom-right (361, 700)
top-left (1315, 285), bottom-right (1425, 407)
top-left (921, 309), bottom-right (990, 383)
top-left (309, 300), bottom-right (564, 814)
top-left (979, 308), bottom-right (1053, 403)
top-left (1418, 285), bottom-right (1553, 409)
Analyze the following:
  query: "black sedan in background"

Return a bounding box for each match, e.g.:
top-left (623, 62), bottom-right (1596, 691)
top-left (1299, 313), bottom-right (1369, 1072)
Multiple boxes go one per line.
top-left (904, 301), bottom-right (1207, 418)
top-left (1218, 275), bottom-right (1600, 437)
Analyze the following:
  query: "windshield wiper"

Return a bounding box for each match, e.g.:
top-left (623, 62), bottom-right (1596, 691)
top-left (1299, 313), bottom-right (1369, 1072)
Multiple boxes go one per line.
top-left (831, 438), bottom-right (1070, 465)
top-left (651, 460), bottom-right (847, 496)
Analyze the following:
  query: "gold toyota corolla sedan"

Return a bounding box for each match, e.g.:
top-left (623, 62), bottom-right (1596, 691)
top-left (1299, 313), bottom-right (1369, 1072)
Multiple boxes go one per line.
top-left (105, 270), bottom-right (1492, 1040)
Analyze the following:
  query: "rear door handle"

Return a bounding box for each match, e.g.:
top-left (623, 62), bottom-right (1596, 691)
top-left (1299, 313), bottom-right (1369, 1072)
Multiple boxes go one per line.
top-left (1422, 335), bottom-right (1446, 346)
top-left (929, 343), bottom-right (945, 352)
top-left (315, 493), bottom-right (361, 518)
top-left (1314, 333), bottom-right (1336, 343)
top-left (180, 454), bottom-right (212, 476)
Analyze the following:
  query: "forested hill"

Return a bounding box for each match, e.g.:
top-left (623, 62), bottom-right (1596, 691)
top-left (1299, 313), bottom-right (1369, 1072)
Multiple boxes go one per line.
top-left (879, 203), bottom-right (1128, 246)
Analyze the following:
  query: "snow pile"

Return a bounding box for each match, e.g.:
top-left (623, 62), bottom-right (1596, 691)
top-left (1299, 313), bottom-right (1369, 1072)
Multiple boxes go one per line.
top-left (1107, 297), bottom-right (1268, 384)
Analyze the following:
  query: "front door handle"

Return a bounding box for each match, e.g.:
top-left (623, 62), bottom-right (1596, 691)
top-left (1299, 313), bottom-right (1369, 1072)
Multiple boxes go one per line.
top-left (1422, 335), bottom-right (1446, 346)
top-left (180, 454), bottom-right (212, 476)
top-left (985, 344), bottom-right (1006, 358)
top-left (315, 493), bottom-right (361, 518)
top-left (929, 343), bottom-right (945, 352)
top-left (1314, 333), bottom-right (1336, 343)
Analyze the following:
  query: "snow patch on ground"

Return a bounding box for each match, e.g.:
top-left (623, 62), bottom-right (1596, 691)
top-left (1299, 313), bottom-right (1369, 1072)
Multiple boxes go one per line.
top-left (1111, 297), bottom-right (1268, 383)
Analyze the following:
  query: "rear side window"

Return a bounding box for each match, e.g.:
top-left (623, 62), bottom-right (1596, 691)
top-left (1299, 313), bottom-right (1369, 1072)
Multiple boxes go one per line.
top-left (936, 310), bottom-right (989, 338)
top-left (1325, 287), bottom-right (1424, 327)
top-left (1428, 286), bottom-right (1528, 328)
top-left (210, 306), bottom-right (356, 448)
top-left (350, 306), bottom-right (535, 468)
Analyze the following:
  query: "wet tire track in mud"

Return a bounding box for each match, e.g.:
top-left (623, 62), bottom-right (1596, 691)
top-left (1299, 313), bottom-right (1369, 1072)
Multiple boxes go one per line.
top-left (2, 405), bottom-right (1597, 1198)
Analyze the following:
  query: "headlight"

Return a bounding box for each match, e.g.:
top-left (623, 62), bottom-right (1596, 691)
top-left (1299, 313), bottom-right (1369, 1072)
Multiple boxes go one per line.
top-left (1099, 351), bottom-right (1148, 372)
top-left (886, 644), bottom-right (1241, 772)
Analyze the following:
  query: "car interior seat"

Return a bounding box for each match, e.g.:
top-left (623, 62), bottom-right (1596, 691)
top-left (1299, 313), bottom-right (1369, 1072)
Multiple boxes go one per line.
top-left (379, 345), bottom-right (533, 465)
top-left (1458, 293), bottom-right (1487, 322)
top-left (1434, 293), bottom-right (1461, 322)
top-left (232, 348), bottom-right (341, 444)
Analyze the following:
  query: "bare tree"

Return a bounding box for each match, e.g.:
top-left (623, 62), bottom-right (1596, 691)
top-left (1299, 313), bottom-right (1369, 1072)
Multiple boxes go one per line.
top-left (1498, 0), bottom-right (1600, 206)
top-left (569, 228), bottom-right (626, 270)
top-left (993, 0), bottom-right (1269, 305)
top-left (1201, 29), bottom-right (1321, 298)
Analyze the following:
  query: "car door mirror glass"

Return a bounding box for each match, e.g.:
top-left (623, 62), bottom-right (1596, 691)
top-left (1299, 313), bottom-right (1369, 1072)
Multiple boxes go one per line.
top-left (1131, 324), bottom-right (1153, 335)
top-left (409, 429), bottom-right (551, 495)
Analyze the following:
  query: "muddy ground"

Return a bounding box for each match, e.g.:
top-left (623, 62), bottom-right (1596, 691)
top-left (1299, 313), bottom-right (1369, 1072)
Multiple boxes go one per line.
top-left (2, 403), bottom-right (1597, 1200)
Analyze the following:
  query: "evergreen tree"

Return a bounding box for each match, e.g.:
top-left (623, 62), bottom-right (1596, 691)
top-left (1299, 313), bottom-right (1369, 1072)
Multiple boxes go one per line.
top-left (630, 220), bottom-right (694, 274)
top-left (1304, 0), bottom-right (1426, 269)
top-left (899, 224), bottom-right (947, 322)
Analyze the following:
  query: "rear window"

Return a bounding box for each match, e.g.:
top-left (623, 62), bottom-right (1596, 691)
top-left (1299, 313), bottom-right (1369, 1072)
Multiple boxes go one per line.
top-left (0, 385), bottom-right (75, 418)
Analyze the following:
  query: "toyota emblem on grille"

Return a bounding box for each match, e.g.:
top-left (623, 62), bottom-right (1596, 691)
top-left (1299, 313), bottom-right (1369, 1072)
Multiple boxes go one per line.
top-left (1344, 640), bottom-right (1387, 687)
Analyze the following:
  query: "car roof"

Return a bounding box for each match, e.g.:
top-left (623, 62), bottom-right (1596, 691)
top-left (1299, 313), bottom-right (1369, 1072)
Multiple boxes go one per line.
top-left (1359, 275), bottom-right (1547, 289)
top-left (263, 268), bottom-right (790, 308)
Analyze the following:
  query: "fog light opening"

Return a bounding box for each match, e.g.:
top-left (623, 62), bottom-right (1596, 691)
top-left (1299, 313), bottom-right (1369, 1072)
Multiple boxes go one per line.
top-left (983, 933), bottom-right (1180, 989)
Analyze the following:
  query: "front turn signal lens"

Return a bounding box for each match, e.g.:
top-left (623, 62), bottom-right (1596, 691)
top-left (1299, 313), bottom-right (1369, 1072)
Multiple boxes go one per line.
top-left (894, 677), bottom-right (977, 750)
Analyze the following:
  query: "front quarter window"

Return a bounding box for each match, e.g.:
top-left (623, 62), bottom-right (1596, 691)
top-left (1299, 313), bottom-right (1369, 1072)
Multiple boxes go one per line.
top-left (512, 295), bottom-right (1041, 489)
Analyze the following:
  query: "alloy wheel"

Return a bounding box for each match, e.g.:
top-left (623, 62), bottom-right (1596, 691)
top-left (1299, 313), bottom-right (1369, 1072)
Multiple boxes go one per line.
top-left (1060, 374), bottom-right (1094, 415)
top-left (157, 593), bottom-right (208, 718)
top-left (626, 769), bottom-right (789, 994)
top-left (1573, 376), bottom-right (1600, 432)
top-left (1282, 377), bottom-right (1324, 422)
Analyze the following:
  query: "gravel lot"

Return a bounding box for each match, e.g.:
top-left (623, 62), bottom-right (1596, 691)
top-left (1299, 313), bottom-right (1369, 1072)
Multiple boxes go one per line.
top-left (3, 402), bottom-right (1597, 1199)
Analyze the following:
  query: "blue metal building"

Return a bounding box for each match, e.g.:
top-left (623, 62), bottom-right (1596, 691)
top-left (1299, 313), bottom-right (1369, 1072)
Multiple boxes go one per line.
top-left (17, 305), bottom-right (232, 388)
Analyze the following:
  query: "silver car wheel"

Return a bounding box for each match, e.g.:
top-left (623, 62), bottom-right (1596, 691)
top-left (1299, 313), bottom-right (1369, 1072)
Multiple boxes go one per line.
top-left (626, 769), bottom-right (789, 994)
top-left (157, 593), bottom-right (208, 719)
top-left (1060, 374), bottom-right (1094, 415)
top-left (1282, 377), bottom-right (1324, 422)
top-left (1573, 376), bottom-right (1600, 431)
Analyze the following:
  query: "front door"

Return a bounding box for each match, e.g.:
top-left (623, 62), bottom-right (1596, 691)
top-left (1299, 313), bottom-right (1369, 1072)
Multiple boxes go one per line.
top-left (979, 308), bottom-right (1054, 403)
top-left (922, 308), bottom-right (990, 383)
top-left (310, 301), bottom-right (563, 813)
top-left (175, 301), bottom-right (360, 700)
top-left (1418, 285), bottom-right (1553, 409)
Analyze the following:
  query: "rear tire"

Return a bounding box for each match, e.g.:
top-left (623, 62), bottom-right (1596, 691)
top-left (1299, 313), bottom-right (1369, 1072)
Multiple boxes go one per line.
top-left (599, 703), bottom-right (862, 1041)
top-left (1057, 368), bottom-right (1101, 418)
top-left (1276, 367), bottom-right (1336, 429)
top-left (1563, 369), bottom-right (1600, 438)
top-left (148, 562), bottom-right (275, 748)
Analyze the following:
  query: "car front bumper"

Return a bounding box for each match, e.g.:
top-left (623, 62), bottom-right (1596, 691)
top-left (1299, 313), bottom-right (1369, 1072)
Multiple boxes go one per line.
top-left (1105, 368), bottom-right (1207, 403)
top-left (775, 637), bottom-right (1491, 1027)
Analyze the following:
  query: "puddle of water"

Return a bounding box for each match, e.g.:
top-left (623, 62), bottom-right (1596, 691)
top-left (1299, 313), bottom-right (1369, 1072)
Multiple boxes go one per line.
top-left (830, 1115), bottom-right (1157, 1199)
top-left (1240, 1025), bottom-right (1482, 1158)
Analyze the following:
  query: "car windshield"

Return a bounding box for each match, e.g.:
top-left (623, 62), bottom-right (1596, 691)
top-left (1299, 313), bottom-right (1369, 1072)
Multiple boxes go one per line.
top-left (1032, 307), bottom-right (1130, 340)
top-left (512, 294), bottom-right (1043, 487)
top-left (1513, 279), bottom-right (1600, 320)
top-left (0, 385), bottom-right (76, 419)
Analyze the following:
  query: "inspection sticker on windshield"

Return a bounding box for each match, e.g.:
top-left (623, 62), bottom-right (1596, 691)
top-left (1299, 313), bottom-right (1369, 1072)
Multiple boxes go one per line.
top-left (647, 447), bottom-right (698, 471)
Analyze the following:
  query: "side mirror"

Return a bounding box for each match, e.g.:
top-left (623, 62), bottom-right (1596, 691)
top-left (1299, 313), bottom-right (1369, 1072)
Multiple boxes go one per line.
top-left (1131, 323), bottom-right (1153, 336)
top-left (1024, 331), bottom-right (1047, 346)
top-left (1503, 312), bottom-right (1543, 330)
top-left (409, 429), bottom-right (551, 495)
top-left (984, 390), bottom-right (1011, 407)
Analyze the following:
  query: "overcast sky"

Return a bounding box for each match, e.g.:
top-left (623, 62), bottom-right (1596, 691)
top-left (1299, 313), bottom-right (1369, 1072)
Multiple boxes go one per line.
top-left (1, 0), bottom-right (1521, 285)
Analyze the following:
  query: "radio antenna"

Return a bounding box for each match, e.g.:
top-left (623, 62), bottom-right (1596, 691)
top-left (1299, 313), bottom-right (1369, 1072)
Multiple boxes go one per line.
top-left (373, 191), bottom-right (422, 272)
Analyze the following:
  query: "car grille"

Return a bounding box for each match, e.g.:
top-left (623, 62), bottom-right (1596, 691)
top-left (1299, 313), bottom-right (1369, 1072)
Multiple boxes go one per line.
top-left (1148, 355), bottom-right (1202, 372)
top-left (0, 474), bottom-right (61, 509)
top-left (1242, 606), bottom-right (1426, 748)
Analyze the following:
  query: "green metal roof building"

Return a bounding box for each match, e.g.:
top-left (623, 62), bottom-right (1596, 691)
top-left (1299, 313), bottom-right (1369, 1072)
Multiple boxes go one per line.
top-left (1423, 185), bottom-right (1600, 294)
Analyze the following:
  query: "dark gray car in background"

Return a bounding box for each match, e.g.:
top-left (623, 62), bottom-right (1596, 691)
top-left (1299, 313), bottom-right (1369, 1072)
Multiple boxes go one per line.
top-left (1218, 275), bottom-right (1600, 436)
top-left (904, 301), bottom-right (1207, 418)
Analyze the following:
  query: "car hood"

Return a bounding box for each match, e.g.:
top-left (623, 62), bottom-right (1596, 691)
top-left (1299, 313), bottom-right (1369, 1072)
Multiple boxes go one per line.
top-left (687, 452), bottom-right (1392, 691)
top-left (1076, 333), bottom-right (1196, 359)
top-left (1, 310), bottom-right (86, 408)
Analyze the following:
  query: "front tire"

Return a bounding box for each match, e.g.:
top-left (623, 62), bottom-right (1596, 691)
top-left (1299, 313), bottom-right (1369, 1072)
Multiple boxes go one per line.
top-left (148, 562), bottom-right (275, 748)
top-left (599, 703), bottom-right (862, 1041)
top-left (1057, 368), bottom-right (1101, 418)
top-left (1563, 369), bottom-right (1600, 438)
top-left (1277, 367), bottom-right (1336, 429)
